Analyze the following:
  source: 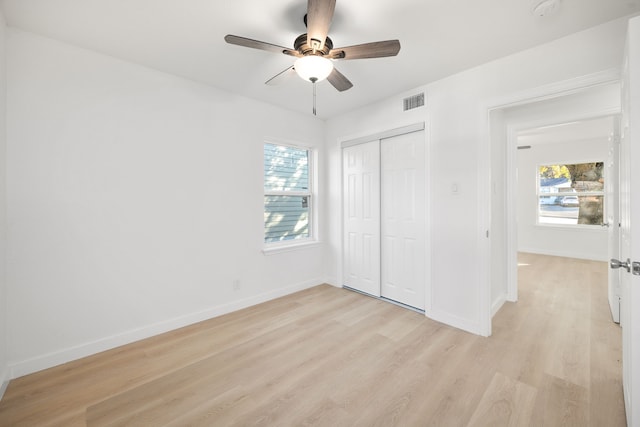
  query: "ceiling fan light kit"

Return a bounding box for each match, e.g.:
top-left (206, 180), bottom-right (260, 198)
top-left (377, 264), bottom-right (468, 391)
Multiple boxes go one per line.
top-left (294, 55), bottom-right (334, 82)
top-left (224, 0), bottom-right (401, 115)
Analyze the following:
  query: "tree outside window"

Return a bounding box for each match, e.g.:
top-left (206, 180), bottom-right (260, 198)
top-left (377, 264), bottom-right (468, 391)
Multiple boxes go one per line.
top-left (537, 162), bottom-right (604, 226)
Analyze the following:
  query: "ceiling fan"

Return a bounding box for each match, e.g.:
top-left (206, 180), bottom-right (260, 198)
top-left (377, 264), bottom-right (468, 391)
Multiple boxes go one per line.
top-left (224, 0), bottom-right (401, 112)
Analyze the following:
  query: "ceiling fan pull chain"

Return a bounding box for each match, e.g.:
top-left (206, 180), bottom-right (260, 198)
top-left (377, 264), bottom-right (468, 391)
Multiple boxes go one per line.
top-left (311, 77), bottom-right (318, 116)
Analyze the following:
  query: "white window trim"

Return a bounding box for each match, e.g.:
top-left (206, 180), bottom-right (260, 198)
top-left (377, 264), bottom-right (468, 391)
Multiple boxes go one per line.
top-left (535, 222), bottom-right (608, 231)
top-left (262, 239), bottom-right (322, 255)
top-left (263, 140), bottom-right (318, 252)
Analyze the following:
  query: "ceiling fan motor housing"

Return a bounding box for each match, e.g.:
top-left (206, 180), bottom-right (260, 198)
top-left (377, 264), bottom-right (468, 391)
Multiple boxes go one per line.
top-left (294, 33), bottom-right (333, 56)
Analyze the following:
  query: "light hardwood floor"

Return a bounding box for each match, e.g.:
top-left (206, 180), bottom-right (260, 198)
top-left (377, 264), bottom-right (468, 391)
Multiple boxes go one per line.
top-left (0, 253), bottom-right (626, 426)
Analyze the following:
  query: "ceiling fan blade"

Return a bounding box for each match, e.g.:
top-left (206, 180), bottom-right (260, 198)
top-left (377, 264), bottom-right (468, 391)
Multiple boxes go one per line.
top-left (224, 35), bottom-right (300, 57)
top-left (327, 67), bottom-right (353, 92)
top-left (265, 66), bottom-right (296, 85)
top-left (328, 40), bottom-right (401, 60)
top-left (306, 0), bottom-right (336, 51)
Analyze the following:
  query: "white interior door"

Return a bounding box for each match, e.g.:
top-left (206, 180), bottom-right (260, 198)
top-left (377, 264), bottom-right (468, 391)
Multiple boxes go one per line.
top-left (619, 16), bottom-right (640, 427)
top-left (607, 120), bottom-right (621, 323)
top-left (380, 131), bottom-right (426, 310)
top-left (342, 141), bottom-right (381, 297)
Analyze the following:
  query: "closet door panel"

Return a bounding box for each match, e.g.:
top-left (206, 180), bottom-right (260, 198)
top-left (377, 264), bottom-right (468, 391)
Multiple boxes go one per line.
top-left (342, 141), bottom-right (381, 296)
top-left (381, 131), bottom-right (426, 309)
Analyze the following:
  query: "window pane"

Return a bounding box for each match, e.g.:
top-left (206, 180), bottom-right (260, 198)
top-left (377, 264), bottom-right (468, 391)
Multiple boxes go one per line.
top-left (264, 143), bottom-right (309, 192)
top-left (538, 162), bottom-right (604, 226)
top-left (539, 195), bottom-right (603, 225)
top-left (539, 163), bottom-right (604, 192)
top-left (264, 195), bottom-right (310, 243)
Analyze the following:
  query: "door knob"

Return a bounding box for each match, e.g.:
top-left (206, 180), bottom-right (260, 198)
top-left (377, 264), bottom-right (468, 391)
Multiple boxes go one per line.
top-left (610, 258), bottom-right (631, 273)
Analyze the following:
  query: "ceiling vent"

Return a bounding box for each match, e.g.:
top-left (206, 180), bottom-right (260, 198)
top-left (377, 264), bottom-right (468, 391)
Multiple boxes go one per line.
top-left (403, 93), bottom-right (425, 111)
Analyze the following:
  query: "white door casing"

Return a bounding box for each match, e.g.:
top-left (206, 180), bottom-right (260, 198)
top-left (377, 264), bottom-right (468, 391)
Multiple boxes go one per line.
top-left (619, 15), bottom-right (640, 427)
top-left (607, 120), bottom-right (621, 323)
top-left (380, 131), bottom-right (426, 310)
top-left (342, 140), bottom-right (381, 297)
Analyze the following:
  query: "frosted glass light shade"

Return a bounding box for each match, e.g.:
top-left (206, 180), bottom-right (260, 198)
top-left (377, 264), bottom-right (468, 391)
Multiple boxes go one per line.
top-left (294, 56), bottom-right (334, 82)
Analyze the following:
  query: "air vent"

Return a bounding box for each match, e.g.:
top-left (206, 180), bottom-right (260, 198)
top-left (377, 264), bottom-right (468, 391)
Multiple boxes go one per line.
top-left (403, 93), bottom-right (425, 111)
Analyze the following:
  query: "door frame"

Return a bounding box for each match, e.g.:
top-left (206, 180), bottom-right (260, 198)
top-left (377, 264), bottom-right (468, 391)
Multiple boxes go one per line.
top-left (607, 118), bottom-right (622, 323)
top-left (620, 16), bottom-right (640, 424)
top-left (483, 69), bottom-right (620, 330)
top-left (504, 111), bottom-right (619, 299)
top-left (340, 122), bottom-right (431, 312)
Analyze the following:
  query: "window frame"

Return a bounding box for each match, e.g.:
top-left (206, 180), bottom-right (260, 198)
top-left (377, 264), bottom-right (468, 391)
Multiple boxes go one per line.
top-left (535, 160), bottom-right (605, 228)
top-left (263, 140), bottom-right (318, 253)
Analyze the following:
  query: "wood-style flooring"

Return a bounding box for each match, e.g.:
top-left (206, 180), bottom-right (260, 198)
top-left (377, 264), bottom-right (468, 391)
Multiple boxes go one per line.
top-left (0, 253), bottom-right (626, 426)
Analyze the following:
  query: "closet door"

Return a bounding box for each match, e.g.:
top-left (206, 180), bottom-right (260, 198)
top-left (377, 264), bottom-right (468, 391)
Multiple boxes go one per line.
top-left (381, 131), bottom-right (426, 309)
top-left (343, 141), bottom-right (381, 296)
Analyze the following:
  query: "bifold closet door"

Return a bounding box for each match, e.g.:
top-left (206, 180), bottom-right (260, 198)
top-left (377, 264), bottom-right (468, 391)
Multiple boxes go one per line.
top-left (380, 131), bottom-right (425, 310)
top-left (343, 140), bottom-right (381, 297)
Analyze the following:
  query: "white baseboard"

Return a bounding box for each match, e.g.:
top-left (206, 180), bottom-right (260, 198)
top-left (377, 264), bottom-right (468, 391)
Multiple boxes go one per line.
top-left (8, 279), bottom-right (322, 379)
top-left (323, 277), bottom-right (340, 288)
top-left (426, 308), bottom-right (486, 337)
top-left (491, 294), bottom-right (507, 317)
top-left (0, 366), bottom-right (9, 401)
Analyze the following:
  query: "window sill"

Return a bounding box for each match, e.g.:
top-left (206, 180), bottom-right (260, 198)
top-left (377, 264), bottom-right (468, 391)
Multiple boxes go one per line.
top-left (535, 223), bottom-right (608, 232)
top-left (262, 240), bottom-right (322, 256)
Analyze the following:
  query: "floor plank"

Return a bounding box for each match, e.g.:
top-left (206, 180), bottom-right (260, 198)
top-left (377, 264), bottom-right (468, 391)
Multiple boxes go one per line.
top-left (467, 372), bottom-right (537, 427)
top-left (0, 253), bottom-right (626, 426)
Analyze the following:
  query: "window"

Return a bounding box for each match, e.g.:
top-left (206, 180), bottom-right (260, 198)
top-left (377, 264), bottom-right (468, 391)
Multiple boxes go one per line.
top-left (264, 143), bottom-right (313, 244)
top-left (537, 162), bottom-right (604, 226)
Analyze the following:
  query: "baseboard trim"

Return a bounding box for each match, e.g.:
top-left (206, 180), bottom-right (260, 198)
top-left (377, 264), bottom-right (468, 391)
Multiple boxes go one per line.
top-left (491, 294), bottom-right (507, 317)
top-left (427, 309), bottom-right (486, 337)
top-left (0, 366), bottom-right (9, 401)
top-left (8, 279), bottom-right (322, 379)
top-left (323, 277), bottom-right (340, 288)
top-left (340, 288), bottom-right (487, 337)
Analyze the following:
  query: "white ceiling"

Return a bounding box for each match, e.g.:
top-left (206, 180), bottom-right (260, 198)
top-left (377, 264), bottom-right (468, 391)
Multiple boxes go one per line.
top-left (2, 0), bottom-right (639, 120)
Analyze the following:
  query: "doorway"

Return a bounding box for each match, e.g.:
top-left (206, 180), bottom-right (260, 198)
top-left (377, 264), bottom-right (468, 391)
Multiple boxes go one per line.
top-left (488, 82), bottom-right (621, 316)
top-left (514, 116), bottom-right (619, 321)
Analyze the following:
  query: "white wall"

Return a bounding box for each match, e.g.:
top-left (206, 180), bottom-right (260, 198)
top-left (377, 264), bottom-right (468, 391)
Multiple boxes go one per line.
top-left (3, 14), bottom-right (633, 379)
top-left (0, 9), bottom-right (8, 396)
top-left (517, 138), bottom-right (609, 260)
top-left (325, 17), bottom-right (630, 336)
top-left (5, 29), bottom-right (327, 378)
